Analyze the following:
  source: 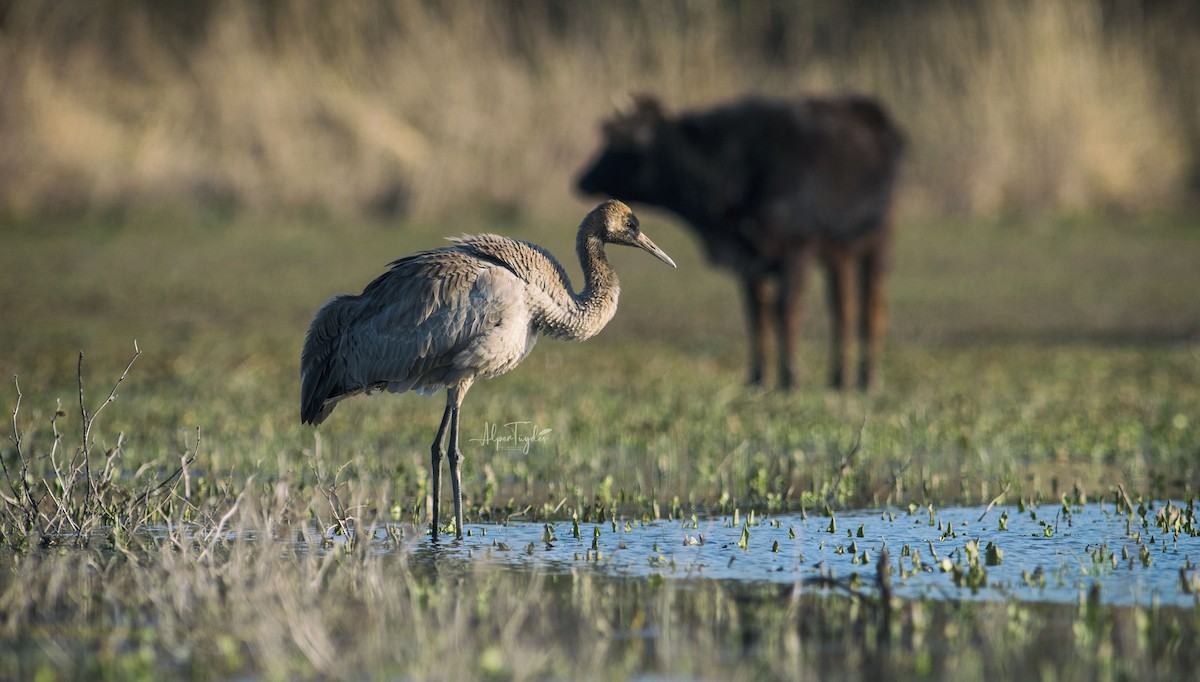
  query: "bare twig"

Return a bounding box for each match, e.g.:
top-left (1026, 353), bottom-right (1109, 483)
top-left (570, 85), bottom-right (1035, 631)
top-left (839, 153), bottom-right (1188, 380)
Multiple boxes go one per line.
top-left (2, 343), bottom-right (195, 549)
top-left (977, 482), bottom-right (1012, 522)
top-left (184, 428), bottom-right (198, 499)
top-left (1117, 483), bottom-right (1135, 515)
top-left (97, 432), bottom-right (125, 488)
top-left (926, 539), bottom-right (940, 563)
top-left (3, 377), bottom-right (24, 499)
top-left (81, 341), bottom-right (142, 507)
top-left (39, 477), bottom-right (81, 534)
top-left (44, 405), bottom-right (76, 533)
top-left (3, 376), bottom-right (39, 533)
top-left (77, 350), bottom-right (90, 510)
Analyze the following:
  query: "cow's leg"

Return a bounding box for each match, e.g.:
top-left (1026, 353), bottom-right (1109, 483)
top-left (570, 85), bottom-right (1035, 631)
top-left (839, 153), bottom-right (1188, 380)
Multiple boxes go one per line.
top-left (741, 275), bottom-right (772, 386)
top-left (777, 249), bottom-right (812, 390)
top-left (825, 249), bottom-right (859, 391)
top-left (859, 239), bottom-right (889, 391)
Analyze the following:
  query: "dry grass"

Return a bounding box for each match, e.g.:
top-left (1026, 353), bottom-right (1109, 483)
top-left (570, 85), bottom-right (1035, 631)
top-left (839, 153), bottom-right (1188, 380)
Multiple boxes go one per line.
top-left (0, 0), bottom-right (1196, 222)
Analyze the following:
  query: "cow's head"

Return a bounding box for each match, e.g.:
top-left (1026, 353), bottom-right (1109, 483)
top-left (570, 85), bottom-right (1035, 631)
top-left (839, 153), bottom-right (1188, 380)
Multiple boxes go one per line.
top-left (576, 95), bottom-right (673, 204)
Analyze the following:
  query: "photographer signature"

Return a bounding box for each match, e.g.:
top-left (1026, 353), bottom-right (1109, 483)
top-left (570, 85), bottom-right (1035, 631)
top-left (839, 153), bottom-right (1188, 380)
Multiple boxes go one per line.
top-left (469, 421), bottom-right (552, 454)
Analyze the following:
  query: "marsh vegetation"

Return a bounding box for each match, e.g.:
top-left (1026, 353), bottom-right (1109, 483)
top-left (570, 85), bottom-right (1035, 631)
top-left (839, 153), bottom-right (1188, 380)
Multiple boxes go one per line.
top-left (2, 207), bottom-right (1199, 679)
top-left (3, 1), bottom-right (1200, 680)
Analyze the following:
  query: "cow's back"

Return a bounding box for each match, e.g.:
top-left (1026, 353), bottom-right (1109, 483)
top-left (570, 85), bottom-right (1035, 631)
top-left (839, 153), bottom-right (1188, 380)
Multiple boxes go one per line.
top-left (682, 95), bottom-right (903, 242)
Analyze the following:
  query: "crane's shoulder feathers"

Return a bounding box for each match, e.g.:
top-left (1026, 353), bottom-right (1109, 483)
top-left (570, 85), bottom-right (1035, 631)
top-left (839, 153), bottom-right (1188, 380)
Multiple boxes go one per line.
top-left (448, 234), bottom-right (574, 290)
top-left (303, 243), bottom-right (540, 407)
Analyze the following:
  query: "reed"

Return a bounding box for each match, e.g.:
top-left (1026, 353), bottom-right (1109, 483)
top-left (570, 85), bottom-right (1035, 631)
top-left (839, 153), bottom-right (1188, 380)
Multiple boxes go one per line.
top-left (0, 1), bottom-right (1195, 222)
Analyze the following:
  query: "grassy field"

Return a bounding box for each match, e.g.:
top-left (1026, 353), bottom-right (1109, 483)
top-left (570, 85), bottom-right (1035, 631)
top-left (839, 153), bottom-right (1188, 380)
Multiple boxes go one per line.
top-left (3, 208), bottom-right (1198, 509)
top-left (1, 207), bottom-right (1199, 679)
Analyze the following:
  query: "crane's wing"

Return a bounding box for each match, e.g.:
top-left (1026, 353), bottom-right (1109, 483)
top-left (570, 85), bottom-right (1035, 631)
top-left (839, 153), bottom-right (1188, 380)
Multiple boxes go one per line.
top-left (300, 246), bottom-right (533, 424)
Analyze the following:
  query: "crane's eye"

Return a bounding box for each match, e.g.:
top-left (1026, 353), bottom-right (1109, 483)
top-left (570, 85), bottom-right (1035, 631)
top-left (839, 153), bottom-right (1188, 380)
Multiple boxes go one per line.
top-left (625, 217), bottom-right (638, 232)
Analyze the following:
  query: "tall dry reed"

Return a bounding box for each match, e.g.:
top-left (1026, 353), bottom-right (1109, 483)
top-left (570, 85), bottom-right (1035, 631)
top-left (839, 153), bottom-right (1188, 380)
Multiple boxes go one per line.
top-left (0, 0), bottom-right (1195, 222)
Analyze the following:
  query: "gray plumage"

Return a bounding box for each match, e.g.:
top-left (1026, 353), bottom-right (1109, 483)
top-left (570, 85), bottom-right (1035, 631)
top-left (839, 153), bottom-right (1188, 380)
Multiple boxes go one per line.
top-left (300, 200), bottom-right (675, 539)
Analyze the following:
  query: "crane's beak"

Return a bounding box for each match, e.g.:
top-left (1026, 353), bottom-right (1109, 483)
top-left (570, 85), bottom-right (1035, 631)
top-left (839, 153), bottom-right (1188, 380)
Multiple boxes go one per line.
top-left (633, 232), bottom-right (677, 268)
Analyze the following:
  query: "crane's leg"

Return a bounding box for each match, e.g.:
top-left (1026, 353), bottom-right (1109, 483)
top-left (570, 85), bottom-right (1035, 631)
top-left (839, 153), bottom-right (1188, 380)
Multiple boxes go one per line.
top-left (430, 397), bottom-right (454, 540)
top-left (447, 383), bottom-right (470, 540)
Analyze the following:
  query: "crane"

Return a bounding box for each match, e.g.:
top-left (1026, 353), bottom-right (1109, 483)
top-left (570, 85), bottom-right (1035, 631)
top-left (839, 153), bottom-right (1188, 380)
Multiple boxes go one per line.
top-left (300, 200), bottom-right (675, 539)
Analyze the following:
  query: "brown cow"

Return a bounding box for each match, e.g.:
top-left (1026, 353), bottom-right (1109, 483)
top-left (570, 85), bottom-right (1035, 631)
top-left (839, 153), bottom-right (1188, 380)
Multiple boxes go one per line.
top-left (577, 94), bottom-right (904, 390)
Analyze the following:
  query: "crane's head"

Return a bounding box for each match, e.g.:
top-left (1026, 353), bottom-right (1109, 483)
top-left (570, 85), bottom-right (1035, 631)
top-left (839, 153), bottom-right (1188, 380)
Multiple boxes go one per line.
top-left (588, 199), bottom-right (677, 268)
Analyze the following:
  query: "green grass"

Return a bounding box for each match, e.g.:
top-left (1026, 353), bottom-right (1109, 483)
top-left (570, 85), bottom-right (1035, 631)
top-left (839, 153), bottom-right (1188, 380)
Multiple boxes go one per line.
top-left (2, 209), bottom-right (1200, 679)
top-left (2, 209), bottom-right (1197, 512)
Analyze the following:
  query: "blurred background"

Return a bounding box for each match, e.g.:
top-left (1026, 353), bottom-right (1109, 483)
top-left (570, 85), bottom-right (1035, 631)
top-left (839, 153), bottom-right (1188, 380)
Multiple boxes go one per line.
top-left (1, 0), bottom-right (1198, 224)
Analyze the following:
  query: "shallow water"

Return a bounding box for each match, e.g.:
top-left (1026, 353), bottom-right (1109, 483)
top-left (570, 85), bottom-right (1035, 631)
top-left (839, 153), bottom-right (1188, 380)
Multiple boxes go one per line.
top-left (397, 501), bottom-right (1200, 608)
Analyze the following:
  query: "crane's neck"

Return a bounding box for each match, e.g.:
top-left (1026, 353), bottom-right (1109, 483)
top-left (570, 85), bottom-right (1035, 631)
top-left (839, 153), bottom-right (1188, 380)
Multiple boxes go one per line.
top-left (539, 231), bottom-right (620, 341)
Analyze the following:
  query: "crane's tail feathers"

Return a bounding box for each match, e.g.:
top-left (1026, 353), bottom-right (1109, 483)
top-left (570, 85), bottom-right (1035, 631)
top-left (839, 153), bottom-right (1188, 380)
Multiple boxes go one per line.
top-left (301, 397), bottom-right (337, 426)
top-left (300, 294), bottom-right (358, 425)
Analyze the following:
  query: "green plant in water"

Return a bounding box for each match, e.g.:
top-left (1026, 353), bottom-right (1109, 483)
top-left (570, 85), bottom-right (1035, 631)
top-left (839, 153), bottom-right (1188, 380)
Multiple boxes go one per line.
top-left (985, 542), bottom-right (1003, 566)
